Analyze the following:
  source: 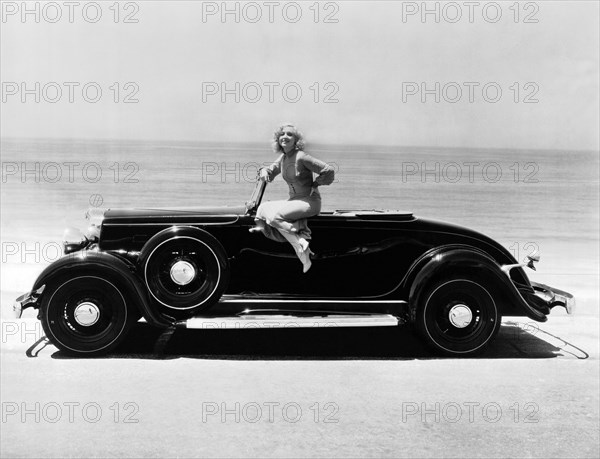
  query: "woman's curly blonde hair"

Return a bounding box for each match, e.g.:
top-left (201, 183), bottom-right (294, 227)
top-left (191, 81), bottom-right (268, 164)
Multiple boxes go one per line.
top-left (272, 123), bottom-right (305, 153)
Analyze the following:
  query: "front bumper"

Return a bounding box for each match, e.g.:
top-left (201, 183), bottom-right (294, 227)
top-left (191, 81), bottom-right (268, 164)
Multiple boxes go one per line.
top-left (13, 285), bottom-right (45, 319)
top-left (531, 281), bottom-right (575, 314)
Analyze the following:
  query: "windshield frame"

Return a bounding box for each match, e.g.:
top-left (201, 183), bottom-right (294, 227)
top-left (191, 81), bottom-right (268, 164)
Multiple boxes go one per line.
top-left (245, 179), bottom-right (267, 215)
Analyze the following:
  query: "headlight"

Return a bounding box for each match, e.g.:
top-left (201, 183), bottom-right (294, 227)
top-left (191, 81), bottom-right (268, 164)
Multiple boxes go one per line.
top-left (63, 227), bottom-right (88, 254)
top-left (85, 207), bottom-right (106, 241)
top-left (86, 224), bottom-right (101, 240)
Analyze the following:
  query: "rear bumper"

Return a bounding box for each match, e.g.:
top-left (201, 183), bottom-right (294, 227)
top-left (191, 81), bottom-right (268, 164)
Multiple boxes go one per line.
top-left (531, 281), bottom-right (575, 314)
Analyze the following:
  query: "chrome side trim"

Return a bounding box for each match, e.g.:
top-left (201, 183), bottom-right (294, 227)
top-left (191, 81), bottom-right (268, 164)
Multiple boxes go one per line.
top-left (103, 218), bottom-right (240, 227)
top-left (220, 298), bottom-right (408, 304)
top-left (184, 313), bottom-right (399, 329)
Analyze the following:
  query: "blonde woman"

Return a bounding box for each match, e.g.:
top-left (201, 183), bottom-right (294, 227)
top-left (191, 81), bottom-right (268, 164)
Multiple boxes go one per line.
top-left (251, 124), bottom-right (335, 273)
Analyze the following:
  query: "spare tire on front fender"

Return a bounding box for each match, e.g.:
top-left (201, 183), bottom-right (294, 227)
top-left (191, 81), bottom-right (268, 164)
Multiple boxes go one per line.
top-left (139, 226), bottom-right (230, 319)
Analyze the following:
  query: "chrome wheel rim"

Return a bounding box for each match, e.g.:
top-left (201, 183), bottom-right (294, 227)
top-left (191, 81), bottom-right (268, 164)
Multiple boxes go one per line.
top-left (74, 301), bottom-right (101, 327)
top-left (169, 260), bottom-right (196, 285)
top-left (448, 304), bottom-right (473, 329)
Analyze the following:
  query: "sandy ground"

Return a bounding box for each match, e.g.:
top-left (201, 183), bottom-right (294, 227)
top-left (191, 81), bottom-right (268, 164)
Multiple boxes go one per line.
top-left (1, 290), bottom-right (598, 458)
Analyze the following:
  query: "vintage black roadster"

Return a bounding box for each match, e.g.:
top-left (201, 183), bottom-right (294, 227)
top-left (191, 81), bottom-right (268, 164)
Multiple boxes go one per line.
top-left (14, 179), bottom-right (574, 356)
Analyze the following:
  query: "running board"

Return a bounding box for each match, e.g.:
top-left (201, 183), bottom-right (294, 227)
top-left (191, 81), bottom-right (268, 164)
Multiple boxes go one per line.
top-left (183, 313), bottom-right (400, 329)
top-left (219, 297), bottom-right (407, 304)
top-left (210, 297), bottom-right (408, 316)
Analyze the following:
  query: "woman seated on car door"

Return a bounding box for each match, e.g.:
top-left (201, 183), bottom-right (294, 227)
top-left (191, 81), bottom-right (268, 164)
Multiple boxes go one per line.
top-left (251, 123), bottom-right (335, 273)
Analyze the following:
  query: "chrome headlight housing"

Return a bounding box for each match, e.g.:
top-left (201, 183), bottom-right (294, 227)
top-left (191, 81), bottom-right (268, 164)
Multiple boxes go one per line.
top-left (62, 208), bottom-right (106, 254)
top-left (85, 207), bottom-right (106, 241)
top-left (63, 227), bottom-right (88, 254)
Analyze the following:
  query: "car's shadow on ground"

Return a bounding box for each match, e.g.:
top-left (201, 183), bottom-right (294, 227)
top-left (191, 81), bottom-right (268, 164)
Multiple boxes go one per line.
top-left (44, 321), bottom-right (588, 360)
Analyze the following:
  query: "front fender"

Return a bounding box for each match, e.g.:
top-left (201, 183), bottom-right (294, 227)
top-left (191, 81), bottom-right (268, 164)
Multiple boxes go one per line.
top-left (407, 246), bottom-right (547, 323)
top-left (29, 250), bottom-right (174, 327)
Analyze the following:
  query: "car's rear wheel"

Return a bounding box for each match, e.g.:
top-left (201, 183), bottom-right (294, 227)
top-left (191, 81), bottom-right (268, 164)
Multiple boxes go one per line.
top-left (40, 275), bottom-right (135, 356)
top-left (140, 227), bottom-right (229, 319)
top-left (417, 278), bottom-right (500, 356)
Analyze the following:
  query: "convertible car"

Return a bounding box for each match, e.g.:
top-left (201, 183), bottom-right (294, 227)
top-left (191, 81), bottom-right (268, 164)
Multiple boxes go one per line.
top-left (14, 179), bottom-right (574, 356)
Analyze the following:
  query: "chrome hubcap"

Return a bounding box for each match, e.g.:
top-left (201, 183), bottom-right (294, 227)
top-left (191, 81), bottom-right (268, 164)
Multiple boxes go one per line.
top-left (448, 304), bottom-right (473, 328)
top-left (170, 260), bottom-right (196, 285)
top-left (74, 302), bottom-right (100, 326)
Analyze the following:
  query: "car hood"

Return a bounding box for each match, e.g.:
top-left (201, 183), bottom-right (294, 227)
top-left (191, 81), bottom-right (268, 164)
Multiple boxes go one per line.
top-left (102, 205), bottom-right (247, 225)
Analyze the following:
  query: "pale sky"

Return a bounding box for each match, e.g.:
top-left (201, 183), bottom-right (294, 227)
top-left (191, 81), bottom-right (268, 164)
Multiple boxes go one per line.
top-left (1, 0), bottom-right (599, 150)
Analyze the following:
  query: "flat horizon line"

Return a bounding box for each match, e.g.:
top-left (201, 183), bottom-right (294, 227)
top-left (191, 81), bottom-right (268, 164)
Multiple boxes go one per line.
top-left (0, 136), bottom-right (598, 154)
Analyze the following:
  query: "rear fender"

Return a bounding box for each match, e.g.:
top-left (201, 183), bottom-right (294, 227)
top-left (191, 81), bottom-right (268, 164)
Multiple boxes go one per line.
top-left (406, 246), bottom-right (547, 323)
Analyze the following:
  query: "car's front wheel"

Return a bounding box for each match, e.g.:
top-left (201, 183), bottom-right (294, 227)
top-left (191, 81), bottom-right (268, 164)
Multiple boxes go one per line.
top-left (417, 278), bottom-right (500, 356)
top-left (40, 275), bottom-right (135, 356)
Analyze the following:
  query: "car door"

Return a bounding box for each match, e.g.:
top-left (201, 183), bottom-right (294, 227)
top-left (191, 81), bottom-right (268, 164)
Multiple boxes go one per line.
top-left (305, 213), bottom-right (409, 298)
top-left (228, 212), bottom-right (419, 298)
